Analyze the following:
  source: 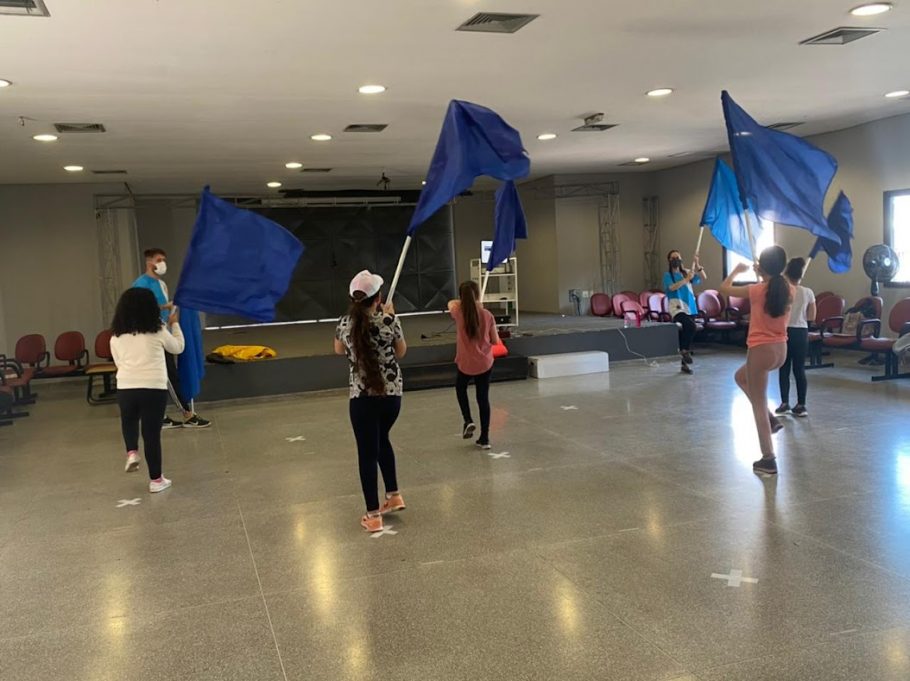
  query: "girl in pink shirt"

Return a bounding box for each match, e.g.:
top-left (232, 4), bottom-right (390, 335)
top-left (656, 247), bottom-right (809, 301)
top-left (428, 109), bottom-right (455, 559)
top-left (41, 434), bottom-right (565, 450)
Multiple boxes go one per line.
top-left (718, 246), bottom-right (793, 476)
top-left (448, 281), bottom-right (500, 449)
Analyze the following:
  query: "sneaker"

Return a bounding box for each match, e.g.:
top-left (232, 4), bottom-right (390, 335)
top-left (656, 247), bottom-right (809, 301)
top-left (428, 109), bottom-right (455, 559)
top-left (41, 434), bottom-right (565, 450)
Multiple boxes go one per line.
top-left (162, 417), bottom-right (182, 430)
top-left (149, 476), bottom-right (172, 493)
top-left (752, 458), bottom-right (778, 476)
top-left (791, 404), bottom-right (808, 418)
top-left (769, 413), bottom-right (784, 434)
top-left (182, 414), bottom-right (211, 429)
top-left (681, 362), bottom-right (693, 375)
top-left (680, 350), bottom-right (693, 365)
top-left (476, 438), bottom-right (492, 450)
top-left (380, 493), bottom-right (406, 514)
top-left (462, 422), bottom-right (476, 439)
top-left (774, 403), bottom-right (791, 415)
top-left (361, 513), bottom-right (383, 533)
top-left (124, 451), bottom-right (140, 473)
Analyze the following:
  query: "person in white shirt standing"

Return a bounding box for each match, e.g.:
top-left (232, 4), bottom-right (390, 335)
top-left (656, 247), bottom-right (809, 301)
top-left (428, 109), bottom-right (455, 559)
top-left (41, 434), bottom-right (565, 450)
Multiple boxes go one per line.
top-left (776, 258), bottom-right (816, 418)
top-left (110, 287), bottom-right (185, 492)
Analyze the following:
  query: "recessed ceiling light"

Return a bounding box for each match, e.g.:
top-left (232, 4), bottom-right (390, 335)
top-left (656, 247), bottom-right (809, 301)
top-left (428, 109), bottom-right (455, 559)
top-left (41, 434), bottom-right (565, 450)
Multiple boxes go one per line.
top-left (0, 79), bottom-right (11, 88)
top-left (33, 134), bottom-right (58, 142)
top-left (285, 162), bottom-right (303, 169)
top-left (885, 89), bottom-right (910, 98)
top-left (850, 3), bottom-right (892, 16)
top-left (358, 84), bottom-right (386, 95)
top-left (311, 134), bottom-right (332, 141)
top-left (267, 181), bottom-right (282, 188)
top-left (537, 133), bottom-right (557, 141)
top-left (63, 165), bottom-right (83, 172)
top-left (634, 157), bottom-right (651, 163)
top-left (421, 180), bottom-right (427, 185)
top-left (646, 88), bottom-right (674, 97)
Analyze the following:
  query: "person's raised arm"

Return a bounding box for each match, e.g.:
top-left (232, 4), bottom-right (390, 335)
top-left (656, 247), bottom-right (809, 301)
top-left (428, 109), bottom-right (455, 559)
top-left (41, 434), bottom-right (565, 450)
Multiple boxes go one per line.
top-left (667, 270), bottom-right (696, 292)
top-left (717, 262), bottom-right (751, 299)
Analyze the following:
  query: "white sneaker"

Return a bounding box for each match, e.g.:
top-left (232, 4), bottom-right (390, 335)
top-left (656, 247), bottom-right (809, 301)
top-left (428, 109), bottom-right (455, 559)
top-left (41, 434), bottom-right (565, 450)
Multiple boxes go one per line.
top-left (124, 451), bottom-right (140, 473)
top-left (149, 477), bottom-right (172, 493)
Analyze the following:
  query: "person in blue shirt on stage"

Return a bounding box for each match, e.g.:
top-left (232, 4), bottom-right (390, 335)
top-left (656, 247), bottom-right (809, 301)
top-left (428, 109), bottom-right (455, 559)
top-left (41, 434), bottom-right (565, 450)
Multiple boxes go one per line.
top-left (132, 248), bottom-right (210, 429)
top-left (663, 249), bottom-right (706, 376)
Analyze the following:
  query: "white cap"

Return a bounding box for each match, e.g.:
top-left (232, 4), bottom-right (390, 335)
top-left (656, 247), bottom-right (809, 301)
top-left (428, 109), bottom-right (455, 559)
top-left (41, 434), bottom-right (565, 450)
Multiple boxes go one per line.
top-left (349, 270), bottom-right (384, 298)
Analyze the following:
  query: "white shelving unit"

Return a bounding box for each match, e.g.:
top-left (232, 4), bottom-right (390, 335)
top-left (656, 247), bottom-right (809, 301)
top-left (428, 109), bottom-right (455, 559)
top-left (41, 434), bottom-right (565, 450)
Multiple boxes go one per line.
top-left (471, 256), bottom-right (519, 328)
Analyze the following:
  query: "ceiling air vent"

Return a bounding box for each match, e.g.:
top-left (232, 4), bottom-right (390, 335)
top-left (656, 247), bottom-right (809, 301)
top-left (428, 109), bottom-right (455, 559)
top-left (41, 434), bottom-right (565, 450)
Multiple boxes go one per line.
top-left (768, 121), bottom-right (804, 131)
top-left (54, 122), bottom-right (106, 133)
top-left (800, 26), bottom-right (882, 45)
top-left (456, 12), bottom-right (539, 34)
top-left (571, 113), bottom-right (617, 132)
top-left (91, 170), bottom-right (127, 175)
top-left (344, 124), bottom-right (388, 133)
top-left (0, 0), bottom-right (50, 17)
top-left (301, 168), bottom-right (332, 173)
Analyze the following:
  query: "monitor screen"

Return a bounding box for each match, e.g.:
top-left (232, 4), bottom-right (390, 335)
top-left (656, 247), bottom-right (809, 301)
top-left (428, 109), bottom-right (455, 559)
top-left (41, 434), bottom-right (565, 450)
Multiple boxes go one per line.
top-left (481, 240), bottom-right (493, 264)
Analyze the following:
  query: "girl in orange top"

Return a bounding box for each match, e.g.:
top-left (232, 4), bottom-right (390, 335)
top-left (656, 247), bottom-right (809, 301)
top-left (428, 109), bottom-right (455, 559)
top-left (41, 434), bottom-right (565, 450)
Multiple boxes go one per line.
top-left (718, 246), bottom-right (793, 476)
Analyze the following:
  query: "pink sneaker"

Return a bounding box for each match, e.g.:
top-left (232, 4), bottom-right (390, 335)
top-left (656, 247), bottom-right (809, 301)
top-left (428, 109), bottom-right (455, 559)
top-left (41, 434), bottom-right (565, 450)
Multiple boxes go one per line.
top-left (360, 513), bottom-right (383, 533)
top-left (124, 451), bottom-right (140, 473)
top-left (149, 476), bottom-right (172, 493)
top-left (380, 493), bottom-right (406, 515)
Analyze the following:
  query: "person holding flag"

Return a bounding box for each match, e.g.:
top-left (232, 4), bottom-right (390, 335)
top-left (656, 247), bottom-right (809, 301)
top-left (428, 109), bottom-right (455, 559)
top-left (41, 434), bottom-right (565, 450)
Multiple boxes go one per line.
top-left (663, 249), bottom-right (705, 375)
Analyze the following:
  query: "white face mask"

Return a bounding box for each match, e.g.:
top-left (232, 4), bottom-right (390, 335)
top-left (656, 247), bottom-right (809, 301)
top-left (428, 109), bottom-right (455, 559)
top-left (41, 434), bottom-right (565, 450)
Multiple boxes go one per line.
top-left (154, 261), bottom-right (167, 276)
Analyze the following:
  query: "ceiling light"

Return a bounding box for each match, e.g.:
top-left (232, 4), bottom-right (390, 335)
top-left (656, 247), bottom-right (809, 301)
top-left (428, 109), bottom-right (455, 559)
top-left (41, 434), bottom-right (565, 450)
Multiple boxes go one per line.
top-left (421, 180), bottom-right (427, 185)
top-left (32, 134), bottom-right (58, 142)
top-left (358, 84), bottom-right (386, 95)
top-left (267, 181), bottom-right (282, 188)
top-left (63, 165), bottom-right (83, 172)
top-left (850, 3), bottom-right (892, 16)
top-left (634, 157), bottom-right (651, 163)
top-left (0, 79), bottom-right (11, 88)
top-left (537, 133), bottom-right (557, 141)
top-left (646, 88), bottom-right (674, 97)
top-left (885, 89), bottom-right (910, 98)
top-left (285, 162), bottom-right (303, 169)
top-left (311, 134), bottom-right (332, 141)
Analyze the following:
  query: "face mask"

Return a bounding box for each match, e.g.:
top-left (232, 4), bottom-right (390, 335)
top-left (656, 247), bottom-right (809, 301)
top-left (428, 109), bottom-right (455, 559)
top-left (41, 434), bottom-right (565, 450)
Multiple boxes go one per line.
top-left (670, 258), bottom-right (682, 268)
top-left (154, 261), bottom-right (167, 276)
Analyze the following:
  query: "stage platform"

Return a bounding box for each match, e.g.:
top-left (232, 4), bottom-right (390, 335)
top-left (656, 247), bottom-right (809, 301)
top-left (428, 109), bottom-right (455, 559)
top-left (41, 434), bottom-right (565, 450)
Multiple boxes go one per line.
top-left (198, 313), bottom-right (679, 402)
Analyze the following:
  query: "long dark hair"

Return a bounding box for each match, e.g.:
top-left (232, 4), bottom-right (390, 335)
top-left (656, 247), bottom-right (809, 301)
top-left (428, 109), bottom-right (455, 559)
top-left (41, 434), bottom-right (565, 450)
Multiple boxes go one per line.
top-left (667, 250), bottom-right (688, 278)
top-left (759, 246), bottom-right (791, 318)
top-left (347, 291), bottom-right (385, 395)
top-left (785, 257), bottom-right (806, 283)
top-left (459, 281), bottom-right (481, 340)
top-left (112, 287), bottom-right (162, 336)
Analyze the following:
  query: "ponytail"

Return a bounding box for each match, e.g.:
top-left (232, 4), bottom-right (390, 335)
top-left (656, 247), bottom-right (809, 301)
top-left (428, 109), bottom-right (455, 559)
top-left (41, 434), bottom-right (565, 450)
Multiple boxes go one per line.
top-left (758, 245), bottom-right (791, 318)
top-left (348, 292), bottom-right (384, 395)
top-left (459, 280), bottom-right (481, 340)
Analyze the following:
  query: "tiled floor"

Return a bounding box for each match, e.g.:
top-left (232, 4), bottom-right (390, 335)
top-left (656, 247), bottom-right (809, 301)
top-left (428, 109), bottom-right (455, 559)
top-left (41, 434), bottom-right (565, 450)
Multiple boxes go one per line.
top-left (2, 348), bottom-right (910, 680)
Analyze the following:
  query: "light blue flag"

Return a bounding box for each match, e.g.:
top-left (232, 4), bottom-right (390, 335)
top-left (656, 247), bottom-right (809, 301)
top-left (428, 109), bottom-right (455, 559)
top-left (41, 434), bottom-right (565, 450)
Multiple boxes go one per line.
top-left (700, 158), bottom-right (763, 259)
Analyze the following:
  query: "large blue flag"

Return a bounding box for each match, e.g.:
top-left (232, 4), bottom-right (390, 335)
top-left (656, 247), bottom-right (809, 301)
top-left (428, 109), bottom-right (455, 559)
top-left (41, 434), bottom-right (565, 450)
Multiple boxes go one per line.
top-left (409, 100), bottom-right (529, 234)
top-left (700, 158), bottom-right (763, 260)
top-left (174, 187), bottom-right (304, 321)
top-left (810, 191), bottom-right (854, 273)
top-left (487, 181), bottom-right (528, 271)
top-left (722, 91), bottom-right (840, 244)
top-left (176, 307), bottom-right (205, 402)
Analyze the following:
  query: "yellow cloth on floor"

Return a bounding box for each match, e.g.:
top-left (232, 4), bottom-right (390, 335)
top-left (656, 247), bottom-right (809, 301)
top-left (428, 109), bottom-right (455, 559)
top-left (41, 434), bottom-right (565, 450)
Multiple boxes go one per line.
top-left (211, 345), bottom-right (277, 361)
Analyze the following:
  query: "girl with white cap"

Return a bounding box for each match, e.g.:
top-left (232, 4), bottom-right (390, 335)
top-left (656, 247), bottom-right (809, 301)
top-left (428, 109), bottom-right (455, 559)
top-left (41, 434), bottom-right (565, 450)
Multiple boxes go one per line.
top-left (334, 270), bottom-right (408, 533)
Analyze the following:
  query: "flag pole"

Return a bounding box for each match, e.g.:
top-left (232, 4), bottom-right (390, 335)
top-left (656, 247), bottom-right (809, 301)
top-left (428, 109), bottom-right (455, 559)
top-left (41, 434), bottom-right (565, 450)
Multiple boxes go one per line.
top-left (386, 235), bottom-right (412, 301)
top-left (742, 208), bottom-right (758, 262)
top-left (694, 226), bottom-right (705, 256)
top-left (480, 269), bottom-right (491, 302)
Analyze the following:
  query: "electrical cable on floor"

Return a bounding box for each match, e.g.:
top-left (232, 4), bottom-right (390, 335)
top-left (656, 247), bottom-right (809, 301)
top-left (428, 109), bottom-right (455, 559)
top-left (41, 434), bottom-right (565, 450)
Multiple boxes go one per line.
top-left (616, 328), bottom-right (660, 368)
top-left (420, 320), bottom-right (456, 340)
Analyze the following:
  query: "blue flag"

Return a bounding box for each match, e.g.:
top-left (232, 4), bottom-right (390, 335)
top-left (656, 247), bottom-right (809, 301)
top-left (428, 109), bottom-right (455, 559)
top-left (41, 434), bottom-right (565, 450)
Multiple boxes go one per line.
top-left (174, 187), bottom-right (304, 322)
top-left (722, 91), bottom-right (840, 244)
top-left (810, 191), bottom-right (854, 273)
top-left (700, 158), bottom-right (763, 260)
top-left (487, 181), bottom-right (528, 271)
top-left (176, 307), bottom-right (205, 402)
top-left (409, 100), bottom-right (529, 234)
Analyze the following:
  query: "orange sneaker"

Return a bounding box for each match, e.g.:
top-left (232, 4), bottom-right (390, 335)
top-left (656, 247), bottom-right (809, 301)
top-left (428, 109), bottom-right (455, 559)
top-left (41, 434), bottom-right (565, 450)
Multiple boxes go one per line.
top-left (361, 513), bottom-right (383, 533)
top-left (380, 493), bottom-right (406, 515)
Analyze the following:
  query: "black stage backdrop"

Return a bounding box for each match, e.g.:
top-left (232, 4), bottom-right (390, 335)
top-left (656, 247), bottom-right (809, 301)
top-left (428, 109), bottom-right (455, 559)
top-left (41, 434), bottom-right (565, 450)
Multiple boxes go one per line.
top-left (206, 204), bottom-right (455, 326)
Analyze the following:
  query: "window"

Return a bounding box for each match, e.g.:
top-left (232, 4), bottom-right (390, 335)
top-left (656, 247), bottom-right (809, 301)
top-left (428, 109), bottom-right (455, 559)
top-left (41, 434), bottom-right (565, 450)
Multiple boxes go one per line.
top-left (885, 189), bottom-right (910, 286)
top-left (723, 220), bottom-right (775, 283)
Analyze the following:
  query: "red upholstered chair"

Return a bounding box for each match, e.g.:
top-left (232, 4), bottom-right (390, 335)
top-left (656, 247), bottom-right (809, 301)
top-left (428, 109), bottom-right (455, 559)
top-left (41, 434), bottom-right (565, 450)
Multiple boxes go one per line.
top-left (861, 298), bottom-right (910, 381)
top-left (697, 291), bottom-right (738, 342)
top-left (820, 296), bottom-right (883, 350)
top-left (815, 291), bottom-right (834, 305)
top-left (727, 295), bottom-right (751, 329)
top-left (85, 329), bottom-right (118, 404)
top-left (807, 295), bottom-right (846, 368)
top-left (41, 331), bottom-right (89, 377)
top-left (620, 300), bottom-right (646, 326)
top-left (648, 292), bottom-right (669, 322)
top-left (15, 334), bottom-right (49, 380)
top-left (590, 293), bottom-right (613, 317)
top-left (611, 292), bottom-right (634, 319)
top-left (0, 354), bottom-right (35, 407)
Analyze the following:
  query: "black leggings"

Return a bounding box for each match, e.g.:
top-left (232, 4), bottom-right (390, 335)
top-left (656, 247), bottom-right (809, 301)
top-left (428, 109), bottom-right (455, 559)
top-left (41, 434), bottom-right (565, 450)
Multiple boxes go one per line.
top-left (118, 388), bottom-right (168, 480)
top-left (674, 313), bottom-right (697, 352)
top-left (349, 396), bottom-right (401, 512)
top-left (779, 327), bottom-right (809, 405)
top-left (456, 368), bottom-right (492, 440)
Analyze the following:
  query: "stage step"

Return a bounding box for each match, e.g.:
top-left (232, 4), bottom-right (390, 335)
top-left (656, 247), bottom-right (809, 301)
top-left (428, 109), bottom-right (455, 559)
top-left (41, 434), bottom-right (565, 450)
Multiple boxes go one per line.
top-left (402, 356), bottom-right (529, 392)
top-left (528, 351), bottom-right (609, 379)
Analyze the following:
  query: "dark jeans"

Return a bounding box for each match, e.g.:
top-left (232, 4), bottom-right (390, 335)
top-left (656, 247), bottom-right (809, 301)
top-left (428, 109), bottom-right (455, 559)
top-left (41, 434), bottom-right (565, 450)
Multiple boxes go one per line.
top-left (674, 313), bottom-right (697, 352)
top-left (455, 368), bottom-right (492, 440)
top-left (118, 388), bottom-right (168, 480)
top-left (779, 327), bottom-right (809, 405)
top-left (349, 396), bottom-right (401, 512)
top-left (165, 352), bottom-right (190, 413)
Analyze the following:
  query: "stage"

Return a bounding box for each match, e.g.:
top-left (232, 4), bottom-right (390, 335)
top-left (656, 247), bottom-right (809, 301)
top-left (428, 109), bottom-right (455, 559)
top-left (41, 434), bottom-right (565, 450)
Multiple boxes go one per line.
top-left (197, 313), bottom-right (679, 402)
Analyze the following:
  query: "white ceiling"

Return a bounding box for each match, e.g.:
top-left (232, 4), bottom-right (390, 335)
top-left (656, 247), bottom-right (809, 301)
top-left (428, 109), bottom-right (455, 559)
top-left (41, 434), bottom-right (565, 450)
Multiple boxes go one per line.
top-left (1, 0), bottom-right (909, 193)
